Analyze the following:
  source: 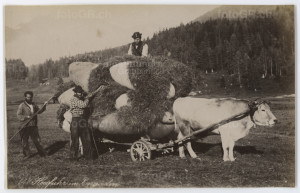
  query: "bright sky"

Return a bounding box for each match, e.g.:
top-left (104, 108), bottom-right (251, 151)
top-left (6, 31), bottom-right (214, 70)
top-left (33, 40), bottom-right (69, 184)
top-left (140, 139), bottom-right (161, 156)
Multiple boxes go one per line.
top-left (5, 5), bottom-right (218, 66)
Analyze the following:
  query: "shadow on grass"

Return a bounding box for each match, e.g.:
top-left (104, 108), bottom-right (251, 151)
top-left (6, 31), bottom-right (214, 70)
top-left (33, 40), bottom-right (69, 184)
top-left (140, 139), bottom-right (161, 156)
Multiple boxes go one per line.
top-left (191, 142), bottom-right (264, 155)
top-left (234, 145), bottom-right (264, 155)
top-left (190, 142), bottom-right (220, 154)
top-left (92, 140), bottom-right (264, 161)
top-left (29, 141), bottom-right (69, 158)
top-left (45, 141), bottom-right (69, 155)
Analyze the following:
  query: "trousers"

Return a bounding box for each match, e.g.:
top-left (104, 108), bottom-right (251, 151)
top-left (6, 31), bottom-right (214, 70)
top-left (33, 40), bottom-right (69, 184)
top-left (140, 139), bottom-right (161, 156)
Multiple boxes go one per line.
top-left (19, 126), bottom-right (47, 157)
top-left (70, 117), bottom-right (94, 160)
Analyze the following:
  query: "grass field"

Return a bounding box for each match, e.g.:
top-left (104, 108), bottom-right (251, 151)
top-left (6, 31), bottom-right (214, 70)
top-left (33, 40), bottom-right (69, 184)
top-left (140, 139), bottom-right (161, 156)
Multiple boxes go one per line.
top-left (5, 79), bottom-right (295, 188)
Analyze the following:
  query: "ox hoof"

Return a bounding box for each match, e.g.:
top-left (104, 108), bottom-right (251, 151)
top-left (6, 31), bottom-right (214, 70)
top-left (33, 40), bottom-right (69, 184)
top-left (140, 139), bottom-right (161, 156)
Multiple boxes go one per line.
top-left (229, 157), bottom-right (236, 162)
top-left (180, 156), bottom-right (186, 159)
top-left (223, 157), bottom-right (230, 162)
top-left (193, 157), bottom-right (201, 161)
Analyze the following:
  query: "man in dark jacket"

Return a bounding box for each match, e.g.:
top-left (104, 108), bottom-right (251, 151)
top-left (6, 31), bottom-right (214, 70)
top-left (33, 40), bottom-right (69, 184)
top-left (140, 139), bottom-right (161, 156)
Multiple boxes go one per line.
top-left (16, 91), bottom-right (48, 158)
top-left (128, 32), bottom-right (148, 57)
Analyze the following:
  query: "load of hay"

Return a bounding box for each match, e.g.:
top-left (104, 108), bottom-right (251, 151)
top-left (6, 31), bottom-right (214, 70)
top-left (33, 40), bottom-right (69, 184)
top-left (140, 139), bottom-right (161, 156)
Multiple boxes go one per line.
top-left (68, 62), bottom-right (99, 92)
top-left (56, 55), bottom-right (192, 137)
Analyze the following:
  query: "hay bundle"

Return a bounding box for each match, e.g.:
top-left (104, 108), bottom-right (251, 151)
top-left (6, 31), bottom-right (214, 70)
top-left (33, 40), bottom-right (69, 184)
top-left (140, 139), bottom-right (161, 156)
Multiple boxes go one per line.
top-left (115, 93), bottom-right (131, 110)
top-left (62, 110), bottom-right (72, 133)
top-left (150, 56), bottom-right (193, 97)
top-left (87, 55), bottom-right (192, 133)
top-left (56, 55), bottom-right (193, 137)
top-left (89, 110), bottom-right (175, 139)
top-left (69, 62), bottom-right (99, 92)
top-left (167, 83), bottom-right (175, 99)
top-left (90, 112), bottom-right (143, 135)
top-left (55, 81), bottom-right (75, 99)
top-left (109, 61), bottom-right (135, 90)
top-left (89, 82), bottom-right (129, 116)
top-left (58, 87), bottom-right (75, 107)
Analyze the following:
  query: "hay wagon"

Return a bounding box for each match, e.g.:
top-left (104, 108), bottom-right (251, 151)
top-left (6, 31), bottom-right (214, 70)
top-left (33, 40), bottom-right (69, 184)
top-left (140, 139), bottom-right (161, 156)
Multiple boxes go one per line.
top-left (95, 109), bottom-right (251, 162)
top-left (58, 56), bottom-right (193, 161)
top-left (100, 138), bottom-right (175, 162)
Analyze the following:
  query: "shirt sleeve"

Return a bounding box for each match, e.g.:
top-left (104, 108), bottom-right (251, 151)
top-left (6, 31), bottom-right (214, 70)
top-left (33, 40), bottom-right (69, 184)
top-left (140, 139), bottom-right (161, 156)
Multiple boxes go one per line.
top-left (142, 44), bottom-right (148, 57)
top-left (16, 104), bottom-right (26, 121)
top-left (71, 97), bottom-right (89, 109)
top-left (128, 44), bottom-right (132, 55)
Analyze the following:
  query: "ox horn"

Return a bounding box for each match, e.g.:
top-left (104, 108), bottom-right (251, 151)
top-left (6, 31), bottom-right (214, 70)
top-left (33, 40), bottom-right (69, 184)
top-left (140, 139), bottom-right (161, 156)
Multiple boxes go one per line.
top-left (254, 98), bottom-right (261, 104)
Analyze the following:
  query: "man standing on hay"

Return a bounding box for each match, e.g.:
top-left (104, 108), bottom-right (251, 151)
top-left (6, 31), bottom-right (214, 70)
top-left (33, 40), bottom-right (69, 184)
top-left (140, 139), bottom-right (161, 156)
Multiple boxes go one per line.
top-left (69, 85), bottom-right (96, 160)
top-left (128, 32), bottom-right (148, 57)
top-left (16, 91), bottom-right (48, 158)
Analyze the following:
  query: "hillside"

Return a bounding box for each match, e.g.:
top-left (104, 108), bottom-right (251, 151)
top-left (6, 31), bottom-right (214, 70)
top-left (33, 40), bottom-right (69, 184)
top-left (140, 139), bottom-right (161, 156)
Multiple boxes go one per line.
top-left (5, 79), bottom-right (58, 105)
top-left (193, 5), bottom-right (277, 23)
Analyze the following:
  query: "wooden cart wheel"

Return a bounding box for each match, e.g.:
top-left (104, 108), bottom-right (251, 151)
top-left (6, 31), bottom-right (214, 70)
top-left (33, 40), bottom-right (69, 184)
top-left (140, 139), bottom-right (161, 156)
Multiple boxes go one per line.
top-left (130, 140), bottom-right (152, 162)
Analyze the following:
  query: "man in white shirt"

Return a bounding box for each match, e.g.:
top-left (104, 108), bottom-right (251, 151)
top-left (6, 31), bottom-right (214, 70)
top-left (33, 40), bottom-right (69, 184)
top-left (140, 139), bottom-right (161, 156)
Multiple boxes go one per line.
top-left (128, 32), bottom-right (148, 57)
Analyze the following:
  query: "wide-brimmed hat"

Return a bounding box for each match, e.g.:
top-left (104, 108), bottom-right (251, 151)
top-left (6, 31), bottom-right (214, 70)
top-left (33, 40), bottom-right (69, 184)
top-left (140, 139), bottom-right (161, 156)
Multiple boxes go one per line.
top-left (132, 32), bottom-right (142, 39)
top-left (73, 85), bottom-right (85, 93)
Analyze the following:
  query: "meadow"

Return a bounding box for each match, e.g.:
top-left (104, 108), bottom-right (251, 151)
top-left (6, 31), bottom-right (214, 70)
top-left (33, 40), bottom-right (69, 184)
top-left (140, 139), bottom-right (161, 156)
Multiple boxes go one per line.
top-left (5, 80), bottom-right (295, 188)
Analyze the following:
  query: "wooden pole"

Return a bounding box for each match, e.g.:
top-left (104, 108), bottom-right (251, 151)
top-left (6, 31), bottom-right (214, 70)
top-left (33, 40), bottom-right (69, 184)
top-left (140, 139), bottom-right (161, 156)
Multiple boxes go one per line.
top-left (174, 109), bottom-right (251, 144)
top-left (9, 96), bottom-right (54, 142)
top-left (155, 109), bottom-right (251, 150)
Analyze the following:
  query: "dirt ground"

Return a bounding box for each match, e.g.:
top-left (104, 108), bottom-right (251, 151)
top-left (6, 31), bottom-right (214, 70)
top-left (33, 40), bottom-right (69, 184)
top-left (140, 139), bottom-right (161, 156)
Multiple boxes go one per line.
top-left (5, 93), bottom-right (295, 188)
top-left (5, 80), bottom-right (295, 188)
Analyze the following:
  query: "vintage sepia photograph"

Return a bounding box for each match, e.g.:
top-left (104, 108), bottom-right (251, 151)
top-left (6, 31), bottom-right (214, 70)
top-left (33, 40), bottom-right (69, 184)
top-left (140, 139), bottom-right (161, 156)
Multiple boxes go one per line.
top-left (4, 3), bottom-right (295, 188)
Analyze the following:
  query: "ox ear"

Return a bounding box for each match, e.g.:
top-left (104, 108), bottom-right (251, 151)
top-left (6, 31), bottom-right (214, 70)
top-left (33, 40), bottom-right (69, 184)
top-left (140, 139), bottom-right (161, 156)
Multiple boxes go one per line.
top-left (256, 99), bottom-right (270, 106)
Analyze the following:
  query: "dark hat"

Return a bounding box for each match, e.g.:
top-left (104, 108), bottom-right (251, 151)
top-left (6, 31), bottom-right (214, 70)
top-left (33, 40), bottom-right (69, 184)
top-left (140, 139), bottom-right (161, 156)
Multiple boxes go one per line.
top-left (132, 32), bottom-right (142, 39)
top-left (73, 85), bottom-right (85, 93)
top-left (24, 91), bottom-right (33, 97)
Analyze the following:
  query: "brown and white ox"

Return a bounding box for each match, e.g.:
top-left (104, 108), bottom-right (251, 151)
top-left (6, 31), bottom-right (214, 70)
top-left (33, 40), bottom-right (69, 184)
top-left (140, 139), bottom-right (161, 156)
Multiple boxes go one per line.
top-left (173, 97), bottom-right (277, 161)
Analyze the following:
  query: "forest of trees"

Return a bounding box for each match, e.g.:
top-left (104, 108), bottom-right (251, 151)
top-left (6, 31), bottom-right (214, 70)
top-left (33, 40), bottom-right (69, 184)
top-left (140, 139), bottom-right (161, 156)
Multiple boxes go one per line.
top-left (25, 45), bottom-right (128, 83)
top-left (147, 6), bottom-right (294, 88)
top-left (5, 59), bottom-right (28, 80)
top-left (6, 6), bottom-right (294, 89)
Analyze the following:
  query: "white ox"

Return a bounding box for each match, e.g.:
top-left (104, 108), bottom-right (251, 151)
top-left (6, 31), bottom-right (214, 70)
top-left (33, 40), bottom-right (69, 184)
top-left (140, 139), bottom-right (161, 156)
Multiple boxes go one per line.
top-left (173, 97), bottom-right (277, 161)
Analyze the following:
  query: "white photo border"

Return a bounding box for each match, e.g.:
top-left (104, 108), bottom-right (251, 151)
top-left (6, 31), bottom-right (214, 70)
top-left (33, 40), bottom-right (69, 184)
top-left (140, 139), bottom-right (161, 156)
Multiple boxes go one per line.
top-left (1, 0), bottom-right (298, 192)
